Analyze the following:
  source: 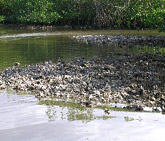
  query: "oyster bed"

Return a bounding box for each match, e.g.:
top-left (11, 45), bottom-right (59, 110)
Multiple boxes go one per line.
top-left (0, 54), bottom-right (165, 113)
top-left (72, 35), bottom-right (165, 47)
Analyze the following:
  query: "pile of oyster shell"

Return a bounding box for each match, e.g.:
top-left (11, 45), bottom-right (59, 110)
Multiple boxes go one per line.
top-left (72, 35), bottom-right (165, 47)
top-left (0, 53), bottom-right (165, 113)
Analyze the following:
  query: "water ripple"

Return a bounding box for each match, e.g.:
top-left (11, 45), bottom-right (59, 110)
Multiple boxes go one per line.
top-left (0, 33), bottom-right (61, 39)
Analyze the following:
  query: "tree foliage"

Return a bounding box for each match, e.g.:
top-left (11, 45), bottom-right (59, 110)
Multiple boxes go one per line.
top-left (0, 0), bottom-right (164, 31)
top-left (5, 0), bottom-right (61, 24)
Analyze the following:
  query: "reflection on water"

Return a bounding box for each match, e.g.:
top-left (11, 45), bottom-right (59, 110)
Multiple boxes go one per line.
top-left (0, 90), bottom-right (116, 129)
top-left (0, 27), bottom-right (164, 70)
top-left (1, 91), bottom-right (165, 141)
top-left (46, 106), bottom-right (96, 123)
top-left (0, 33), bottom-right (63, 39)
top-left (45, 105), bottom-right (116, 123)
top-left (0, 35), bottom-right (92, 70)
top-left (39, 100), bottom-right (115, 123)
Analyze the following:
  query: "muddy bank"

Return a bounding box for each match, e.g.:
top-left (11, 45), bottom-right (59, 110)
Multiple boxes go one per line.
top-left (72, 35), bottom-right (165, 47)
top-left (0, 24), bottom-right (91, 30)
top-left (0, 54), bottom-right (165, 113)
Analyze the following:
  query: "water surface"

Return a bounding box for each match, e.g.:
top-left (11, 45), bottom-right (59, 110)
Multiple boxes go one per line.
top-left (0, 26), bottom-right (164, 70)
top-left (0, 26), bottom-right (165, 141)
top-left (0, 91), bottom-right (165, 141)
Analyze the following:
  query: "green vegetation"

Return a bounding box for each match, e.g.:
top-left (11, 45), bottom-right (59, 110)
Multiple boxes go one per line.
top-left (95, 104), bottom-right (136, 112)
top-left (97, 115), bottom-right (116, 120)
top-left (124, 116), bottom-right (135, 122)
top-left (0, 16), bottom-right (5, 22)
top-left (39, 99), bottom-right (85, 110)
top-left (0, 0), bottom-right (164, 31)
top-left (124, 116), bottom-right (143, 122)
top-left (39, 100), bottom-right (117, 122)
top-left (39, 99), bottom-right (140, 112)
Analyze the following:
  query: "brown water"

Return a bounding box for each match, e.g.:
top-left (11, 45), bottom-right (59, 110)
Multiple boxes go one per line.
top-left (0, 26), bottom-right (165, 141)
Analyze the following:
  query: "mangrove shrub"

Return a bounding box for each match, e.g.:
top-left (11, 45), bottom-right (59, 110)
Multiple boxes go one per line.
top-left (0, 0), bottom-right (164, 31)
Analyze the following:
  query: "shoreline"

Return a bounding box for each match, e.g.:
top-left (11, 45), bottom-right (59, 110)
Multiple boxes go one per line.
top-left (1, 24), bottom-right (165, 32)
top-left (72, 35), bottom-right (165, 47)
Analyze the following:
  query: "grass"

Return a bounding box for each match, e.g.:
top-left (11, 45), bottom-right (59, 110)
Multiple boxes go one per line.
top-left (124, 116), bottom-right (134, 122)
top-left (95, 104), bottom-right (136, 112)
top-left (39, 99), bottom-right (139, 112)
top-left (97, 115), bottom-right (116, 120)
top-left (39, 99), bottom-right (86, 110)
top-left (39, 99), bottom-right (156, 113)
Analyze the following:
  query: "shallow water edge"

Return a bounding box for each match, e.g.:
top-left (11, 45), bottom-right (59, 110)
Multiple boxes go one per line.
top-left (0, 90), bottom-right (165, 141)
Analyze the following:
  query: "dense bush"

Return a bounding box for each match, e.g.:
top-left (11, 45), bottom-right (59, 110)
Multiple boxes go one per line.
top-left (126, 0), bottom-right (165, 31)
top-left (0, 0), bottom-right (5, 22)
top-left (52, 0), bottom-right (95, 26)
top-left (4, 0), bottom-right (61, 24)
top-left (0, 0), bottom-right (164, 31)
